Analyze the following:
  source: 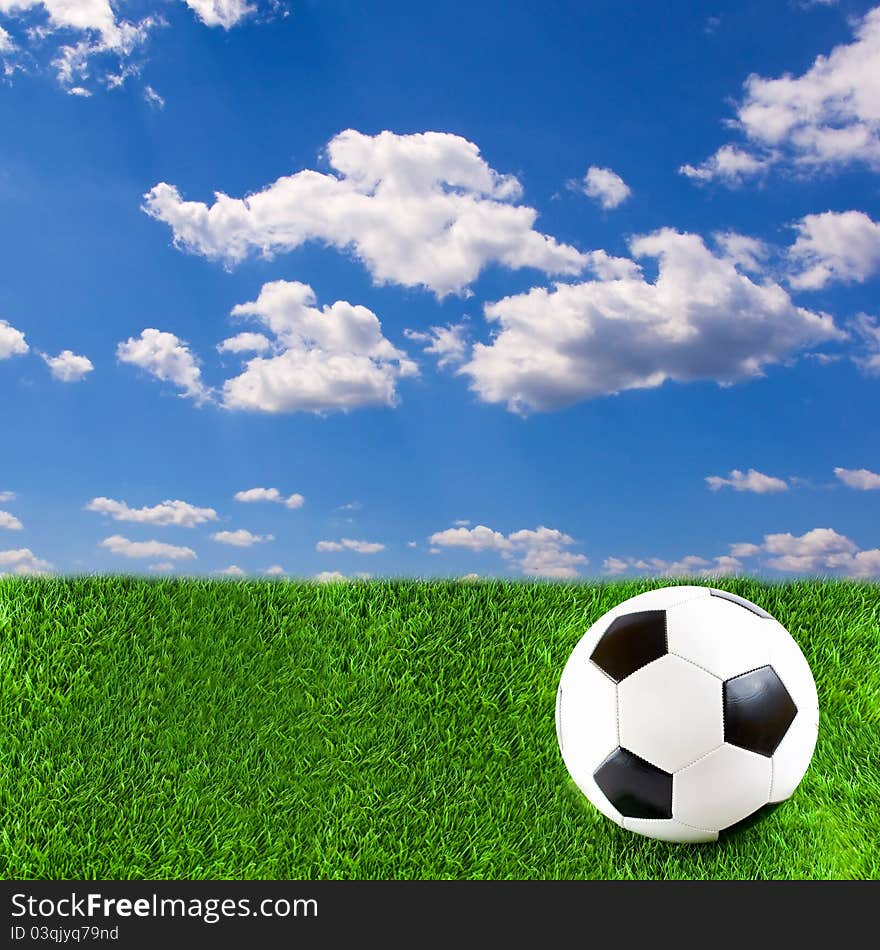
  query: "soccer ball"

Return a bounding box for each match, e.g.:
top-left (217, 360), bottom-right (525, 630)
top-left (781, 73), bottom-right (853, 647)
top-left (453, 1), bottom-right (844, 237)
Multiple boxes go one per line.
top-left (555, 586), bottom-right (819, 843)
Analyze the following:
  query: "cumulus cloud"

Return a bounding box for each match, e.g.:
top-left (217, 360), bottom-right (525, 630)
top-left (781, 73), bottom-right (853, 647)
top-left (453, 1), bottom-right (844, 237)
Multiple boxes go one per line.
top-left (0, 491), bottom-right (15, 502)
top-left (100, 535), bottom-right (196, 560)
top-left (143, 128), bottom-right (587, 297)
top-left (428, 525), bottom-right (512, 553)
top-left (211, 529), bottom-right (273, 547)
top-left (680, 145), bottom-right (771, 185)
top-left (221, 280), bottom-right (416, 413)
top-left (316, 538), bottom-right (385, 554)
top-left (314, 570), bottom-right (346, 582)
top-left (428, 523), bottom-right (588, 578)
top-left (834, 466), bottom-right (880, 490)
top-left (148, 562), bottom-right (175, 572)
top-left (787, 210), bottom-right (880, 289)
top-left (182, 1), bottom-right (254, 30)
top-left (0, 510), bottom-right (23, 530)
top-left (730, 542), bottom-right (762, 558)
top-left (0, 319), bottom-right (29, 359)
top-left (262, 564), bottom-right (285, 576)
top-left (0, 2), bottom-right (272, 94)
top-left (217, 332), bottom-right (273, 354)
top-left (713, 232), bottom-right (770, 274)
top-left (404, 324), bottom-right (468, 369)
top-left (86, 497), bottom-right (218, 527)
top-left (117, 328), bottom-right (209, 402)
top-left (462, 229), bottom-right (842, 413)
top-left (0, 2), bottom-right (161, 92)
top-left (763, 527), bottom-right (858, 572)
top-left (42, 349), bottom-right (94, 382)
top-left (850, 313), bottom-right (880, 374)
top-left (580, 165), bottom-right (632, 209)
top-left (217, 564), bottom-right (246, 577)
top-left (234, 487), bottom-right (304, 508)
top-left (602, 554), bottom-right (743, 577)
top-left (725, 526), bottom-right (880, 577)
top-left (681, 7), bottom-right (880, 181)
top-left (0, 547), bottom-right (51, 575)
top-left (705, 468), bottom-right (789, 493)
top-left (610, 528), bottom-right (880, 578)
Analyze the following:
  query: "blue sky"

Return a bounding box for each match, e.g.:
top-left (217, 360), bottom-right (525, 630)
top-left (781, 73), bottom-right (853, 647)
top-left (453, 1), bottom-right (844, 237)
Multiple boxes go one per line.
top-left (1, 0), bottom-right (879, 580)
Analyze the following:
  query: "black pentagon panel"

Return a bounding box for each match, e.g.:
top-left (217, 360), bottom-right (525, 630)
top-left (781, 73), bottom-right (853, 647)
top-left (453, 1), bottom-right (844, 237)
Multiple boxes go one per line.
top-left (593, 747), bottom-right (673, 819)
top-left (723, 665), bottom-right (797, 757)
top-left (710, 588), bottom-right (772, 619)
top-left (589, 610), bottom-right (667, 682)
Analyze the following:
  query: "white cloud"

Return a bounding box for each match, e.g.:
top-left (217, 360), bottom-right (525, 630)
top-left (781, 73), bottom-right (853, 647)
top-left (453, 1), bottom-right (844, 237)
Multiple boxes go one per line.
top-left (406, 540), bottom-right (417, 548)
top-left (428, 525), bottom-right (512, 552)
top-left (404, 324), bottom-right (468, 369)
top-left (705, 468), bottom-right (789, 494)
top-left (0, 510), bottom-right (23, 530)
top-left (763, 527), bottom-right (857, 572)
top-left (713, 232), bottom-right (769, 274)
top-left (314, 570), bottom-right (346, 582)
top-left (0, 319), bottom-right (28, 359)
top-left (611, 527), bottom-right (880, 578)
top-left (429, 523), bottom-right (588, 578)
top-left (143, 84), bottom-right (164, 109)
top-left (462, 229), bottom-right (842, 413)
top-left (182, 0), bottom-right (254, 29)
top-left (220, 281), bottom-right (416, 413)
top-left (581, 165), bottom-right (631, 209)
top-left (217, 332), bottom-right (272, 354)
top-left (86, 496), bottom-right (218, 527)
top-left (682, 8), bottom-right (880, 181)
top-left (851, 313), bottom-right (880, 374)
top-left (42, 349), bottom-right (94, 382)
top-left (787, 210), bottom-right (880, 289)
top-left (0, 491), bottom-right (15, 502)
top-left (602, 553), bottom-right (743, 577)
top-left (601, 556), bottom-right (630, 576)
top-left (680, 145), bottom-right (771, 184)
top-left (0, 547), bottom-right (51, 576)
top-left (234, 487), bottom-right (304, 508)
top-left (730, 542), bottom-right (762, 558)
top-left (117, 328), bottom-right (209, 401)
top-left (100, 535), bottom-right (196, 560)
top-left (211, 529), bottom-right (273, 547)
top-left (143, 128), bottom-right (587, 298)
top-left (148, 562), bottom-right (175, 572)
top-left (217, 564), bottom-right (246, 577)
top-left (262, 564), bottom-right (285, 576)
top-left (834, 466), bottom-right (880, 490)
top-left (0, 1), bottom-right (270, 94)
top-left (316, 538), bottom-right (385, 554)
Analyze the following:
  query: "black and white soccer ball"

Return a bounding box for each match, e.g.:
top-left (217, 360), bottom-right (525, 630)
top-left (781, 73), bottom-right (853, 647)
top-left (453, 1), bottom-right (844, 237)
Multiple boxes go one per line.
top-left (556, 586), bottom-right (819, 843)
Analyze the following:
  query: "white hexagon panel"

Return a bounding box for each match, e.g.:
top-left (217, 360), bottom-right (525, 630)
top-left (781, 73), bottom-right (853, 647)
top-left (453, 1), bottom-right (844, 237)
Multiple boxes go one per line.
top-left (673, 744), bottom-right (772, 831)
top-left (556, 647), bottom-right (622, 825)
top-left (666, 591), bottom-right (772, 680)
top-left (618, 654), bottom-right (723, 773)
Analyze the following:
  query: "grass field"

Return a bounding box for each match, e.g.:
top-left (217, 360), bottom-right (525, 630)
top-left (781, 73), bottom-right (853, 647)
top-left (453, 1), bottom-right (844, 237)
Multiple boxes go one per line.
top-left (1, 577), bottom-right (878, 880)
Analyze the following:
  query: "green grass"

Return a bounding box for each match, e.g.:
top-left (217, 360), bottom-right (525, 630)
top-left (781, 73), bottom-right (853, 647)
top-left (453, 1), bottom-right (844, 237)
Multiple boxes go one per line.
top-left (1, 577), bottom-right (878, 880)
